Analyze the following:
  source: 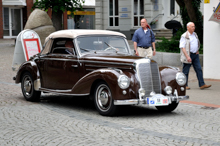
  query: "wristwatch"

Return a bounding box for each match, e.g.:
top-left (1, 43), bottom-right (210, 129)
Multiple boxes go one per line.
top-left (134, 50), bottom-right (136, 53)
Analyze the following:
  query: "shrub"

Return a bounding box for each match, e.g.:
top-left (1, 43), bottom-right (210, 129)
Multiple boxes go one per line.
top-left (156, 29), bottom-right (203, 54)
top-left (156, 37), bottom-right (180, 53)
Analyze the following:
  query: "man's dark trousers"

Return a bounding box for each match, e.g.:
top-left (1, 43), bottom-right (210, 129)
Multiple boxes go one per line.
top-left (182, 53), bottom-right (205, 87)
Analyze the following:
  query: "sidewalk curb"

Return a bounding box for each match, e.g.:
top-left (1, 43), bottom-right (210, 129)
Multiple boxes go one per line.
top-left (181, 100), bottom-right (220, 108)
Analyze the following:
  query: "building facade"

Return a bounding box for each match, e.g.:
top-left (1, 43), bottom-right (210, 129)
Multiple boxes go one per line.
top-left (95, 0), bottom-right (182, 39)
top-left (0, 0), bottom-right (33, 39)
top-left (0, 0), bottom-right (95, 39)
top-left (204, 0), bottom-right (220, 79)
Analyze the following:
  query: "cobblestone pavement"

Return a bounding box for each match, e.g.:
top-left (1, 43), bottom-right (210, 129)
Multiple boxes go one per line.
top-left (0, 43), bottom-right (220, 146)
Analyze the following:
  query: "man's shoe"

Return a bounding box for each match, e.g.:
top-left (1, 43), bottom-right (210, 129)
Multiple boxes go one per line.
top-left (200, 84), bottom-right (211, 89)
top-left (186, 86), bottom-right (190, 90)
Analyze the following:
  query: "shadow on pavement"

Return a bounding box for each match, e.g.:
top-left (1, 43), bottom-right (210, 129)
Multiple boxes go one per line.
top-left (39, 94), bottom-right (180, 117)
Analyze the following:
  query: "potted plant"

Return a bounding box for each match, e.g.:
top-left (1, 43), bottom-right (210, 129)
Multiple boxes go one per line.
top-left (150, 20), bottom-right (158, 29)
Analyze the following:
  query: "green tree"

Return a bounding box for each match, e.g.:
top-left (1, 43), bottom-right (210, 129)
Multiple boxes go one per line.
top-left (33, 0), bottom-right (84, 31)
top-left (175, 0), bottom-right (203, 43)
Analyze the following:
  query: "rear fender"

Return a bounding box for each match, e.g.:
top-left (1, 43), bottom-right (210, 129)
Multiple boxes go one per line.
top-left (15, 61), bottom-right (40, 84)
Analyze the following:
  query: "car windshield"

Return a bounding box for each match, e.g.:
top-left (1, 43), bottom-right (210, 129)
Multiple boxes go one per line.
top-left (76, 36), bottom-right (130, 54)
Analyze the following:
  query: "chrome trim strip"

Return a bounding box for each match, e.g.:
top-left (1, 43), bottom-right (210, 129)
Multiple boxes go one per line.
top-left (39, 88), bottom-right (90, 96)
top-left (40, 58), bottom-right (79, 62)
top-left (170, 95), bottom-right (189, 102)
top-left (114, 99), bottom-right (138, 105)
top-left (34, 79), bottom-right (41, 91)
top-left (86, 67), bottom-right (125, 74)
top-left (86, 69), bottom-right (95, 71)
top-left (85, 64), bottom-right (132, 69)
top-left (81, 60), bottom-right (132, 66)
top-left (38, 58), bottom-right (132, 67)
top-left (114, 95), bottom-right (189, 105)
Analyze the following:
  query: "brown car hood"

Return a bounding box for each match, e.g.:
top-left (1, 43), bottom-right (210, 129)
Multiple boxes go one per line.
top-left (80, 53), bottom-right (144, 65)
top-left (79, 53), bottom-right (157, 71)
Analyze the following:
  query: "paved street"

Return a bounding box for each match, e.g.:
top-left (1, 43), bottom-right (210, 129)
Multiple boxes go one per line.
top-left (0, 41), bottom-right (220, 145)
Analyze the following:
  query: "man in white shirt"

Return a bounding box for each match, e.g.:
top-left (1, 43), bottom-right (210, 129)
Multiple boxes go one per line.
top-left (179, 22), bottom-right (211, 90)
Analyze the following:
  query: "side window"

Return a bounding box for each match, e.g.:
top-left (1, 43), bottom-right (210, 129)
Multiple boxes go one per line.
top-left (109, 0), bottom-right (119, 27)
top-left (41, 39), bottom-right (52, 55)
top-left (170, 0), bottom-right (175, 15)
top-left (51, 38), bottom-right (76, 55)
top-left (133, 0), bottom-right (144, 26)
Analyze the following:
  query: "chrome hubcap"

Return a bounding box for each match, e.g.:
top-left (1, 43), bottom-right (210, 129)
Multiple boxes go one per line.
top-left (23, 76), bottom-right (32, 96)
top-left (97, 85), bottom-right (111, 111)
top-left (99, 90), bottom-right (109, 105)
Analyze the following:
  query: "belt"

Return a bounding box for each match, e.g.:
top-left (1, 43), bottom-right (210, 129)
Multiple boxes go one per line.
top-left (138, 46), bottom-right (150, 49)
top-left (190, 52), bottom-right (197, 54)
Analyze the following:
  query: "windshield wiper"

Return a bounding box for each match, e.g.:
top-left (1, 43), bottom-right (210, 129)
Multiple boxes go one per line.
top-left (80, 48), bottom-right (90, 52)
top-left (104, 42), bottom-right (118, 52)
top-left (104, 42), bottom-right (117, 50)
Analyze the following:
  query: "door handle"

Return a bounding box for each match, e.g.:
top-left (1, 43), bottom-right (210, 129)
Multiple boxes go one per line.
top-left (71, 65), bottom-right (78, 68)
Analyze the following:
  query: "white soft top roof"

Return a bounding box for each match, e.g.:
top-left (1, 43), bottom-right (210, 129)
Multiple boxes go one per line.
top-left (45, 29), bottom-right (126, 42)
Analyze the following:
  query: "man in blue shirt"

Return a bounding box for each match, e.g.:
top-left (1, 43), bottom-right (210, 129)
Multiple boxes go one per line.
top-left (132, 18), bottom-right (156, 58)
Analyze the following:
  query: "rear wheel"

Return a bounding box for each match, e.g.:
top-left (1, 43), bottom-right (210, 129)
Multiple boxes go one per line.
top-left (21, 72), bottom-right (41, 102)
top-left (155, 102), bottom-right (179, 112)
top-left (94, 82), bottom-right (118, 116)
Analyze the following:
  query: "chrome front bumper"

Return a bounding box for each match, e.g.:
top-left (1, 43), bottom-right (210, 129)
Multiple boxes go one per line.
top-left (114, 95), bottom-right (189, 106)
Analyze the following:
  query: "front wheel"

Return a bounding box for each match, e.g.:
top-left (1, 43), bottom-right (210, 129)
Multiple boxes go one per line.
top-left (94, 82), bottom-right (118, 116)
top-left (21, 72), bottom-right (41, 102)
top-left (155, 102), bottom-right (179, 112)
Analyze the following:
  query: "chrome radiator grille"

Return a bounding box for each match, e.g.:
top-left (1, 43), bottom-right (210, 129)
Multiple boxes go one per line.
top-left (136, 60), bottom-right (161, 96)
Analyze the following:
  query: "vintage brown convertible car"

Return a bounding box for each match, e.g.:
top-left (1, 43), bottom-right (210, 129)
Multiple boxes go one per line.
top-left (14, 29), bottom-right (189, 116)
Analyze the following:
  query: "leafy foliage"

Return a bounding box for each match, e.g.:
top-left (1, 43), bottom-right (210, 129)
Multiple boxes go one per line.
top-left (32, 0), bottom-right (84, 30)
top-left (33, 0), bottom-right (84, 13)
top-left (156, 38), bottom-right (180, 53)
top-left (178, 0), bottom-right (203, 44)
top-left (192, 0), bottom-right (203, 44)
top-left (156, 29), bottom-right (203, 54)
top-left (157, 0), bottom-right (203, 54)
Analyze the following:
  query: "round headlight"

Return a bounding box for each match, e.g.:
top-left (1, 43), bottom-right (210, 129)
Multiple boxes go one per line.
top-left (118, 75), bottom-right (130, 89)
top-left (164, 86), bottom-right (172, 95)
top-left (176, 72), bottom-right (186, 86)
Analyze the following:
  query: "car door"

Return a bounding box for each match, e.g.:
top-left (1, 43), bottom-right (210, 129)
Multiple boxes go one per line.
top-left (44, 54), bottom-right (68, 90)
top-left (37, 54), bottom-right (67, 90)
top-left (37, 39), bottom-right (70, 90)
top-left (65, 55), bottom-right (80, 89)
top-left (37, 38), bottom-right (80, 90)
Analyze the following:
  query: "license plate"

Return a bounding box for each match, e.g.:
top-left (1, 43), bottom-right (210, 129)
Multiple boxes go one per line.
top-left (148, 94), bottom-right (169, 106)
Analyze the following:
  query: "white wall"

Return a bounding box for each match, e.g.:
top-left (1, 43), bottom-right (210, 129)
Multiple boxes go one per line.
top-left (204, 0), bottom-right (220, 79)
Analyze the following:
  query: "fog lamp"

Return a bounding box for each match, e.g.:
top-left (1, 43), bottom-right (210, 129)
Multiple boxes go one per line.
top-left (139, 88), bottom-right (145, 97)
top-left (150, 91), bottom-right (156, 96)
top-left (164, 86), bottom-right (172, 95)
top-left (181, 87), bottom-right (185, 91)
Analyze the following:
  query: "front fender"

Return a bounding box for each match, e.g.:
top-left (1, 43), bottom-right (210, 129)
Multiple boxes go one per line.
top-left (15, 61), bottom-right (40, 84)
top-left (159, 66), bottom-right (186, 96)
top-left (71, 68), bottom-right (138, 100)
